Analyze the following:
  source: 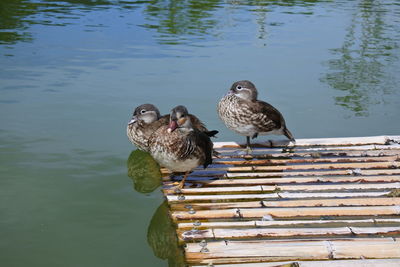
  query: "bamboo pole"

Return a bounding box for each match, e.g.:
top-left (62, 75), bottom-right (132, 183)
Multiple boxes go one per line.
top-left (178, 218), bottom-right (400, 230)
top-left (213, 136), bottom-right (400, 149)
top-left (171, 206), bottom-right (400, 221)
top-left (213, 155), bottom-right (399, 166)
top-left (179, 175), bottom-right (400, 186)
top-left (225, 169), bottom-right (400, 178)
top-left (217, 144), bottom-right (400, 154)
top-left (164, 182), bottom-right (400, 195)
top-left (191, 259), bottom-right (400, 267)
top-left (179, 226), bottom-right (400, 241)
top-left (211, 161), bottom-right (400, 172)
top-left (171, 198), bottom-right (400, 211)
top-left (185, 238), bottom-right (400, 264)
top-left (215, 149), bottom-right (400, 159)
top-left (166, 191), bottom-right (393, 203)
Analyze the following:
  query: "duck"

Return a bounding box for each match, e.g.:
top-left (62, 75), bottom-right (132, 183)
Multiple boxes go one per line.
top-left (148, 105), bottom-right (213, 189)
top-left (217, 80), bottom-right (295, 153)
top-left (127, 103), bottom-right (218, 151)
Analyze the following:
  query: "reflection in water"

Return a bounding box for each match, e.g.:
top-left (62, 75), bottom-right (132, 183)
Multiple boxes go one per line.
top-left (0, 0), bottom-right (139, 45)
top-left (321, 0), bottom-right (400, 116)
top-left (127, 149), bottom-right (162, 194)
top-left (147, 201), bottom-right (185, 267)
top-left (140, 0), bottom-right (221, 45)
top-left (0, 0), bottom-right (324, 47)
top-left (127, 151), bottom-right (184, 266)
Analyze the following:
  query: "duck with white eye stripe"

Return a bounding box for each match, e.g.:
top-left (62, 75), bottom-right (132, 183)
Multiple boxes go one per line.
top-left (127, 104), bottom-right (163, 151)
top-left (148, 105), bottom-right (213, 189)
top-left (217, 80), bottom-right (295, 153)
top-left (127, 104), bottom-right (218, 152)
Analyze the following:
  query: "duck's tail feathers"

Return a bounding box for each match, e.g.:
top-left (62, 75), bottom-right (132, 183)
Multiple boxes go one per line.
top-left (205, 130), bottom-right (219, 138)
top-left (284, 128), bottom-right (295, 142)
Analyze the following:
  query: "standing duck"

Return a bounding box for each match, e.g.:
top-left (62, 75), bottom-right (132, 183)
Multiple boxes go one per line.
top-left (217, 80), bottom-right (295, 153)
top-left (148, 105), bottom-right (213, 189)
top-left (127, 104), bottom-right (218, 151)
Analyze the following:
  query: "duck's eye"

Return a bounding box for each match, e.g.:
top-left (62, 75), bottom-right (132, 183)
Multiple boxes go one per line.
top-left (140, 109), bottom-right (146, 114)
top-left (236, 85), bottom-right (243, 90)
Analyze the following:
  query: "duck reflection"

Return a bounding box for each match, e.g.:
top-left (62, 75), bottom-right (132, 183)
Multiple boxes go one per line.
top-left (147, 201), bottom-right (185, 267)
top-left (127, 151), bottom-right (185, 266)
top-left (127, 149), bottom-right (162, 194)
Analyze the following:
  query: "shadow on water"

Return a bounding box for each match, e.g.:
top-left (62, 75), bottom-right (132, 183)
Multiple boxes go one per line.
top-left (127, 149), bottom-right (162, 194)
top-left (321, 0), bottom-right (400, 116)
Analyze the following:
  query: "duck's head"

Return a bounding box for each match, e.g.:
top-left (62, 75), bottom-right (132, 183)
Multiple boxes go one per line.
top-left (128, 103), bottom-right (161, 125)
top-left (229, 80), bottom-right (258, 101)
top-left (168, 105), bottom-right (192, 133)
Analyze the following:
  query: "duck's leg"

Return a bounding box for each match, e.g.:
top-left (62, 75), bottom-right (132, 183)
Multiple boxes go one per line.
top-left (177, 171), bottom-right (190, 189)
top-left (245, 136), bottom-right (252, 154)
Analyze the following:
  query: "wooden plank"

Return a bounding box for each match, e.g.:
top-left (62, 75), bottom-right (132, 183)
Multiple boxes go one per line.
top-left (185, 238), bottom-right (400, 264)
top-left (164, 185), bottom-right (266, 195)
top-left (264, 197), bottom-right (400, 207)
top-left (178, 218), bottom-right (400, 230)
top-left (171, 198), bottom-right (400, 211)
top-left (225, 169), bottom-right (400, 178)
top-left (277, 191), bottom-right (395, 198)
top-left (214, 136), bottom-right (400, 148)
top-left (166, 169), bottom-right (400, 180)
top-left (216, 149), bottom-right (400, 159)
top-left (350, 226), bottom-right (400, 235)
top-left (166, 191), bottom-right (393, 203)
top-left (191, 259), bottom-right (400, 267)
top-left (186, 239), bottom-right (331, 263)
top-left (180, 227), bottom-right (400, 241)
top-left (180, 227), bottom-right (353, 241)
top-left (167, 193), bottom-right (280, 203)
top-left (213, 155), bottom-right (399, 165)
top-left (217, 144), bottom-right (400, 153)
top-left (214, 161), bottom-right (400, 172)
top-left (182, 175), bottom-right (400, 186)
top-left (275, 182), bottom-right (400, 192)
top-left (164, 183), bottom-right (400, 195)
top-left (171, 206), bottom-right (400, 220)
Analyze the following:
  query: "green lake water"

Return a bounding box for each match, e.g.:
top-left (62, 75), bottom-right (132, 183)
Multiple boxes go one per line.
top-left (1, 0), bottom-right (400, 266)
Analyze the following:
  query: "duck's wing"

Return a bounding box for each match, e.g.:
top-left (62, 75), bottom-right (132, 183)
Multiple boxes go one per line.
top-left (245, 99), bottom-right (285, 131)
top-left (190, 130), bottom-right (213, 168)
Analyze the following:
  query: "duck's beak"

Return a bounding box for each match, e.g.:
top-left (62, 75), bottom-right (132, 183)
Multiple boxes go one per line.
top-left (225, 90), bottom-right (234, 96)
top-left (128, 116), bottom-right (137, 125)
top-left (167, 120), bottom-right (178, 133)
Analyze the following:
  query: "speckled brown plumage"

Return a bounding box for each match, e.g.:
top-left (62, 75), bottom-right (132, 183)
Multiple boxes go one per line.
top-left (127, 104), bottom-right (218, 151)
top-left (148, 105), bottom-right (213, 188)
top-left (217, 80), bottom-right (294, 150)
top-left (127, 104), bottom-right (164, 151)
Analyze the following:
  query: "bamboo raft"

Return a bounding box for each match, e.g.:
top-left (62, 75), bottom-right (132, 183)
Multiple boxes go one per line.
top-left (161, 135), bottom-right (400, 266)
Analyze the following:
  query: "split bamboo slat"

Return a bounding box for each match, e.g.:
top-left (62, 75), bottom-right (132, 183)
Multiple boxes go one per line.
top-left (161, 136), bottom-right (400, 266)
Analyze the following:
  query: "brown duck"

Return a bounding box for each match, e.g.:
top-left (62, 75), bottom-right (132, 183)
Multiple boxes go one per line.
top-left (127, 103), bottom-right (217, 151)
top-left (217, 80), bottom-right (295, 152)
top-left (148, 105), bottom-right (213, 189)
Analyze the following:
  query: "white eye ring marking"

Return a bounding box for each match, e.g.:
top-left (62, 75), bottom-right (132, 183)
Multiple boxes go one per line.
top-left (236, 85), bottom-right (243, 90)
top-left (140, 109), bottom-right (146, 114)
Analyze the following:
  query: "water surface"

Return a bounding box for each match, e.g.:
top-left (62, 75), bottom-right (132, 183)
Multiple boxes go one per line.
top-left (1, 0), bottom-right (400, 266)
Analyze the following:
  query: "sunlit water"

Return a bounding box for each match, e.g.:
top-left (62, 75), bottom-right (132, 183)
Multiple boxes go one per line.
top-left (1, 0), bottom-right (400, 266)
